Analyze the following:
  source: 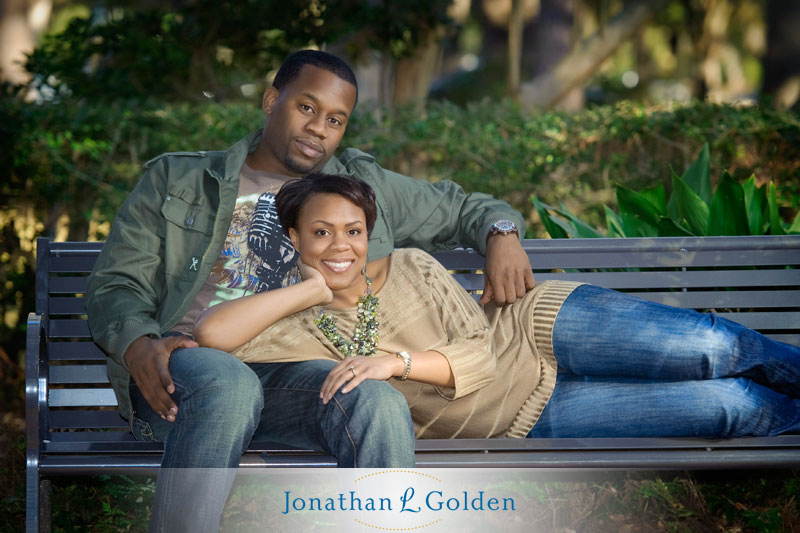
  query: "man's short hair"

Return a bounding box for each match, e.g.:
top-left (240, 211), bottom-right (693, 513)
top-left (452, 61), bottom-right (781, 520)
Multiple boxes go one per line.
top-left (273, 50), bottom-right (358, 105)
top-left (275, 173), bottom-right (377, 236)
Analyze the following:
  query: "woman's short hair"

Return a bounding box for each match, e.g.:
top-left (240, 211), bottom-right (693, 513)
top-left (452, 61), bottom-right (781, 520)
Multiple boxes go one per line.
top-left (275, 173), bottom-right (377, 235)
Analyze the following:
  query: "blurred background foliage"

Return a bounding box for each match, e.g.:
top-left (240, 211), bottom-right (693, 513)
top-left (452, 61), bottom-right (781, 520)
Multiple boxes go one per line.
top-left (2, 1), bottom-right (800, 528)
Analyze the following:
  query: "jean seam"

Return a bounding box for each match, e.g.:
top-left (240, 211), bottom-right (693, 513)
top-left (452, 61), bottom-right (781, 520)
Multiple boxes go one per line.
top-left (331, 395), bottom-right (358, 468)
top-left (263, 385), bottom-right (359, 467)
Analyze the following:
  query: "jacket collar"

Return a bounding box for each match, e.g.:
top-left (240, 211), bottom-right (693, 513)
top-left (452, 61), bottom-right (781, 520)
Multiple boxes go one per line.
top-left (221, 130), bottom-right (262, 182)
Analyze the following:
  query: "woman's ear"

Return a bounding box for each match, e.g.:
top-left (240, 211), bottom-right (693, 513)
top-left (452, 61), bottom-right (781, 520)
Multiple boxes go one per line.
top-left (288, 227), bottom-right (299, 250)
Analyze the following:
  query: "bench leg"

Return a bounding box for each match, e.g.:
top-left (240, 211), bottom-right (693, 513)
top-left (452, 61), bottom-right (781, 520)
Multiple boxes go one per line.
top-left (39, 479), bottom-right (51, 533)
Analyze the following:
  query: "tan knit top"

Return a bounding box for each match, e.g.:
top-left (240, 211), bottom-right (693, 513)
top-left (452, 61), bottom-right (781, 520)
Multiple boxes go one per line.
top-left (234, 248), bottom-right (581, 438)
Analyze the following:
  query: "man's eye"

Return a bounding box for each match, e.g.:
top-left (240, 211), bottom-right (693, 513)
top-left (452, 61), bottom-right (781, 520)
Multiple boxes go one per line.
top-left (328, 117), bottom-right (342, 126)
top-left (300, 104), bottom-right (313, 112)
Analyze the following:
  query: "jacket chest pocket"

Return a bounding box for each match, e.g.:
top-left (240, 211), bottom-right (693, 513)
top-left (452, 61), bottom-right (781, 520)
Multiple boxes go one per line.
top-left (161, 194), bottom-right (216, 279)
top-left (162, 194), bottom-right (215, 234)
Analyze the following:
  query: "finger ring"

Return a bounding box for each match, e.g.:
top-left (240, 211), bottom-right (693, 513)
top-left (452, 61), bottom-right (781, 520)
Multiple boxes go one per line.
top-left (349, 367), bottom-right (357, 378)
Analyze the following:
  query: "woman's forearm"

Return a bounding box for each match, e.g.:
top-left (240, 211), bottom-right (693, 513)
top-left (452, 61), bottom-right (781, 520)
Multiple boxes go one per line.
top-left (194, 278), bottom-right (329, 352)
top-left (401, 350), bottom-right (455, 388)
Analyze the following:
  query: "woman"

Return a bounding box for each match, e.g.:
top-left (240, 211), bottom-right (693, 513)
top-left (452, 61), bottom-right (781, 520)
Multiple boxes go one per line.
top-left (195, 173), bottom-right (800, 441)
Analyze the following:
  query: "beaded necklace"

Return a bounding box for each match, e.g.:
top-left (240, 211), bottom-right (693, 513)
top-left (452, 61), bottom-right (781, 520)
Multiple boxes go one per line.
top-left (314, 275), bottom-right (380, 357)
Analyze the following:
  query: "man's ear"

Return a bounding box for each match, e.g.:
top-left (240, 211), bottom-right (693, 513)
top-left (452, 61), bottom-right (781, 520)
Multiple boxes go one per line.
top-left (262, 87), bottom-right (279, 115)
top-left (288, 227), bottom-right (299, 250)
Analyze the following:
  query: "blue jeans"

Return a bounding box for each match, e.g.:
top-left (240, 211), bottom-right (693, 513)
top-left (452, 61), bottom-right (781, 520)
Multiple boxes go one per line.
top-left (130, 350), bottom-right (414, 532)
top-left (529, 284), bottom-right (800, 438)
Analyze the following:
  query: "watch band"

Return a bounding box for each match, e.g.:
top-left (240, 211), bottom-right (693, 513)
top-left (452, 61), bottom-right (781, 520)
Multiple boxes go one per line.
top-left (395, 351), bottom-right (412, 381)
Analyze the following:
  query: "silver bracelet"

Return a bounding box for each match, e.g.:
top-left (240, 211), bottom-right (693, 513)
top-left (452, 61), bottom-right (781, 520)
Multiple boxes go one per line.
top-left (395, 351), bottom-right (412, 381)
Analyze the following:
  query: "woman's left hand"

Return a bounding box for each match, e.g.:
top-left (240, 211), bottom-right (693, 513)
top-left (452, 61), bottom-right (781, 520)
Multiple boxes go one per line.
top-left (320, 355), bottom-right (401, 404)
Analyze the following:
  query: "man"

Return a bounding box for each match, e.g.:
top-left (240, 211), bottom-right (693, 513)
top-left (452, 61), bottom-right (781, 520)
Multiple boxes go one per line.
top-left (86, 49), bottom-right (533, 532)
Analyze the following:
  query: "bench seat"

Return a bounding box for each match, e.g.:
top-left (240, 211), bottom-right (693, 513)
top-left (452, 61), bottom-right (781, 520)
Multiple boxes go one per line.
top-left (26, 235), bottom-right (800, 532)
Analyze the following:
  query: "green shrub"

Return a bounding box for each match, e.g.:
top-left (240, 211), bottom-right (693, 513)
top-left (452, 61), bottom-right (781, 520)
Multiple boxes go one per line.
top-left (532, 143), bottom-right (800, 238)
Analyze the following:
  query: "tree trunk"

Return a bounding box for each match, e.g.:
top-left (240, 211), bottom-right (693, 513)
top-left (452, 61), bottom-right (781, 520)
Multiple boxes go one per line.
top-left (507, 0), bottom-right (524, 98)
top-left (392, 29), bottom-right (443, 109)
top-left (762, 0), bottom-right (800, 109)
top-left (0, 0), bottom-right (51, 84)
top-left (519, 0), bottom-right (670, 109)
top-left (525, 0), bottom-right (582, 109)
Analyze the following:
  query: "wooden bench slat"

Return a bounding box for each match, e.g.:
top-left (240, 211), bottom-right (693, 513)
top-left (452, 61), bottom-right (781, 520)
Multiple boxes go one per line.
top-left (634, 290), bottom-right (800, 309)
top-left (48, 276), bottom-right (89, 294)
top-left (716, 311), bottom-right (800, 330)
top-left (46, 430), bottom-right (134, 442)
top-left (50, 365), bottom-right (109, 384)
top-left (48, 319), bottom-right (91, 339)
top-left (49, 296), bottom-right (86, 315)
top-left (535, 269), bottom-right (800, 289)
top-left (46, 254), bottom-right (104, 273)
top-left (49, 411), bottom-right (127, 429)
top-left (525, 250), bottom-right (800, 269)
top-left (49, 388), bottom-right (118, 407)
top-left (768, 334), bottom-right (800, 345)
top-left (49, 341), bottom-right (107, 361)
top-left (453, 270), bottom-right (800, 291)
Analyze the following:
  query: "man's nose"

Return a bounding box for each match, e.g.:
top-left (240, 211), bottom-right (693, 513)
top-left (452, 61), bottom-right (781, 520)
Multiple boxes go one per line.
top-left (305, 114), bottom-right (326, 138)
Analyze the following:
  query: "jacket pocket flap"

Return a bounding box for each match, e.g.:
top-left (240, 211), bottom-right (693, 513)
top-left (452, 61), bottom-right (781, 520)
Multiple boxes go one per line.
top-left (161, 194), bottom-right (214, 233)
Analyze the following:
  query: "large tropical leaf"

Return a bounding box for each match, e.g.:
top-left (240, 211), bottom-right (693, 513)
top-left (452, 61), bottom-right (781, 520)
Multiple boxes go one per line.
top-left (682, 143), bottom-right (712, 204)
top-left (667, 173), bottom-right (709, 236)
top-left (532, 196), bottom-right (569, 239)
top-left (767, 182), bottom-right (786, 235)
top-left (604, 206), bottom-right (626, 238)
top-left (707, 171), bottom-right (749, 236)
top-left (657, 217), bottom-right (694, 237)
top-left (554, 202), bottom-right (605, 238)
top-left (788, 212), bottom-right (800, 234)
top-left (616, 184), bottom-right (665, 225)
top-left (742, 175), bottom-right (767, 235)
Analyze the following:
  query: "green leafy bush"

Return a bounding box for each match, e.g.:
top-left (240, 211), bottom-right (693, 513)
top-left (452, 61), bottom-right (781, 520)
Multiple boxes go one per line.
top-left (533, 143), bottom-right (800, 238)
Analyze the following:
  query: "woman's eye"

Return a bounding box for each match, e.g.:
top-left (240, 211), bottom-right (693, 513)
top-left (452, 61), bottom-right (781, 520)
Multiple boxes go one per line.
top-left (315, 229), bottom-right (329, 236)
top-left (348, 229), bottom-right (361, 235)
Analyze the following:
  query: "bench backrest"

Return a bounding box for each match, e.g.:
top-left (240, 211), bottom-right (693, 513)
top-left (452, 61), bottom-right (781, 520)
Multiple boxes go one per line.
top-left (30, 236), bottom-right (800, 447)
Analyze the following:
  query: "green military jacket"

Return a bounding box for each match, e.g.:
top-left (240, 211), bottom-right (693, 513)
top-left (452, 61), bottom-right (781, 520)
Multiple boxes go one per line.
top-left (86, 130), bottom-right (525, 419)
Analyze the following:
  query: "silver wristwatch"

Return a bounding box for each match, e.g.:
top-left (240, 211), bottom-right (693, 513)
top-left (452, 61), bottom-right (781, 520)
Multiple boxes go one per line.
top-left (395, 351), bottom-right (412, 381)
top-left (489, 220), bottom-right (519, 237)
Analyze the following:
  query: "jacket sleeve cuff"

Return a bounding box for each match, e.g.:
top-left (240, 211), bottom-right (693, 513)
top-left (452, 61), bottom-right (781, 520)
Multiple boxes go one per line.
top-left (106, 319), bottom-right (162, 371)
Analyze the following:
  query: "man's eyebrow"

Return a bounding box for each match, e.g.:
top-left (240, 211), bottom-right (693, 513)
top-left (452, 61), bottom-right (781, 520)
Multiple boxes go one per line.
top-left (300, 92), bottom-right (350, 118)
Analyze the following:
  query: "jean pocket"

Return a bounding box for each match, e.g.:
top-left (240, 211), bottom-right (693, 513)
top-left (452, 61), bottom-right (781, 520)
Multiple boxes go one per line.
top-left (129, 413), bottom-right (157, 442)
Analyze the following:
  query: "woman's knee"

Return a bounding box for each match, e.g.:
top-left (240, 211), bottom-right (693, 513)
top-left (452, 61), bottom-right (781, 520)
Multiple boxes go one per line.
top-left (340, 381), bottom-right (412, 423)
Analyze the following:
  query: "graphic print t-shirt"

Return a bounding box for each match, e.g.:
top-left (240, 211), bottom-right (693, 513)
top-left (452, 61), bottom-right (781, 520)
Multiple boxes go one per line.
top-left (172, 164), bottom-right (298, 335)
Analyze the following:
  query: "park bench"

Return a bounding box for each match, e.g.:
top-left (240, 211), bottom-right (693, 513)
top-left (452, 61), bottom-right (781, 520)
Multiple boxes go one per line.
top-left (26, 235), bottom-right (800, 532)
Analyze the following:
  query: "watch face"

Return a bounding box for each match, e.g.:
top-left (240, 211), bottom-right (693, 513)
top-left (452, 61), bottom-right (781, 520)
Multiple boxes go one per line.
top-left (492, 220), bottom-right (517, 233)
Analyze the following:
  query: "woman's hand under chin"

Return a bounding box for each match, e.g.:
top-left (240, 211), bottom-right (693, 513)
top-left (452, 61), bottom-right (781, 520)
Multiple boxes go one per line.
top-left (297, 257), bottom-right (333, 304)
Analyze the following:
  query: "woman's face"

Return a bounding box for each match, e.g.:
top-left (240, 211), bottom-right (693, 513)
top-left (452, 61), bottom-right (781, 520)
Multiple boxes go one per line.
top-left (288, 192), bottom-right (369, 293)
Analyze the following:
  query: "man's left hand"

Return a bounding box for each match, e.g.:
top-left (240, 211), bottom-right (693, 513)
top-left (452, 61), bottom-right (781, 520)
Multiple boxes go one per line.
top-left (480, 234), bottom-right (535, 306)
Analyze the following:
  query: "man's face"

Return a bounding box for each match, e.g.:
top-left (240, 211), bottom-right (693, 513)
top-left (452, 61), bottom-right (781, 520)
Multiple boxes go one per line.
top-left (261, 65), bottom-right (357, 176)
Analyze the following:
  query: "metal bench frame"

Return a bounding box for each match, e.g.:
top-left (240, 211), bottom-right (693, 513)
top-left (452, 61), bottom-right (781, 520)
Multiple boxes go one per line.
top-left (26, 235), bottom-right (800, 532)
